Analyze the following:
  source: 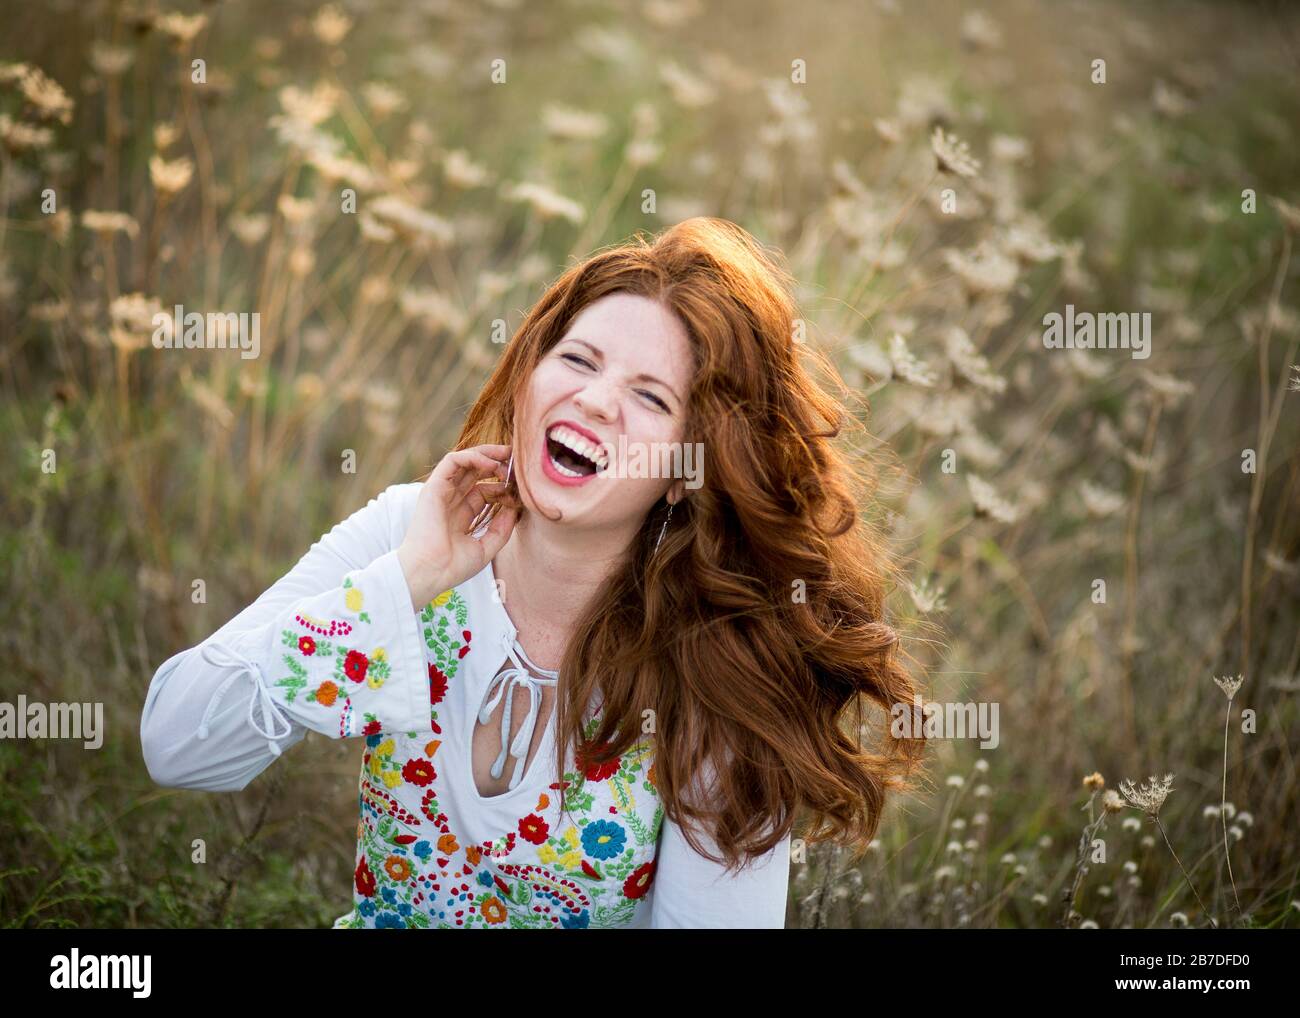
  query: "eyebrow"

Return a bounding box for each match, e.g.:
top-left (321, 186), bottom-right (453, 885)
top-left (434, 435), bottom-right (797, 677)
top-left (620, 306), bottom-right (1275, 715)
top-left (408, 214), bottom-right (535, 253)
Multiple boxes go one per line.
top-left (564, 337), bottom-right (681, 407)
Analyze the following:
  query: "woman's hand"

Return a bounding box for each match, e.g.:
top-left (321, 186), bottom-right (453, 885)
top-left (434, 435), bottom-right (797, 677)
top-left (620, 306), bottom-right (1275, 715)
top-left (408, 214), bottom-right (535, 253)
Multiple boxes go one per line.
top-left (396, 444), bottom-right (519, 609)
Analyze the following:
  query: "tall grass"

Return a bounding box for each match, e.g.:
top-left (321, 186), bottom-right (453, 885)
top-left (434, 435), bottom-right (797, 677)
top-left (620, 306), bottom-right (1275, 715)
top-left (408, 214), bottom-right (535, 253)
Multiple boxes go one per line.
top-left (1, 0), bottom-right (1297, 928)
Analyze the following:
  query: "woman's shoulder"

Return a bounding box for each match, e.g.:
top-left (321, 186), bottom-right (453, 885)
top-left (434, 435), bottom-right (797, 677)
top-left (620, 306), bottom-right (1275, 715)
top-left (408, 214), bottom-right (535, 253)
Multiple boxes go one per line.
top-left (374, 480), bottom-right (424, 548)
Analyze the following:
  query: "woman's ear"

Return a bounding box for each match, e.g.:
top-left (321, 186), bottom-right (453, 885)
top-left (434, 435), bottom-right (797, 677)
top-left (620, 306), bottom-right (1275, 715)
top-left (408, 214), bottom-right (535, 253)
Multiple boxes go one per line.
top-left (667, 478), bottom-right (686, 505)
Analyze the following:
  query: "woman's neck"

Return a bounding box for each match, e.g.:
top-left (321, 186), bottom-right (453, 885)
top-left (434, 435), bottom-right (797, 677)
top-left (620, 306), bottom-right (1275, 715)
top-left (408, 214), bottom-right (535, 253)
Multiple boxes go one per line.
top-left (492, 514), bottom-right (629, 652)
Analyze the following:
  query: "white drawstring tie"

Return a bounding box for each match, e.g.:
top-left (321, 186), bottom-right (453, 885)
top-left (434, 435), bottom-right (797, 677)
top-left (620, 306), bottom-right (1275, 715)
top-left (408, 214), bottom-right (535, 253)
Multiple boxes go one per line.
top-left (196, 641), bottom-right (294, 758)
top-left (476, 634), bottom-right (559, 791)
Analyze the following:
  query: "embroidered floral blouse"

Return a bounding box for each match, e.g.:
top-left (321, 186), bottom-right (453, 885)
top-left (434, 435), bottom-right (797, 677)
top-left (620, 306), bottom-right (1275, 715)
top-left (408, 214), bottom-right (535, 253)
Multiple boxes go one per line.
top-left (140, 483), bottom-right (791, 929)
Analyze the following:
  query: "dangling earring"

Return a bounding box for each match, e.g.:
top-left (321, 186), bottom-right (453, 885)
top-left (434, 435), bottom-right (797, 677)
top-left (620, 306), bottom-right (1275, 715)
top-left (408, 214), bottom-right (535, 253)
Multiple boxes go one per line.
top-left (654, 500), bottom-right (675, 554)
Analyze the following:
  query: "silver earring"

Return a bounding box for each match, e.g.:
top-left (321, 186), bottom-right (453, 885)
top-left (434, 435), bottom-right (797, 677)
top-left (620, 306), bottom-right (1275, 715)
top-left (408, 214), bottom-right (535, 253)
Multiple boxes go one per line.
top-left (469, 451), bottom-right (513, 537)
top-left (654, 501), bottom-right (674, 554)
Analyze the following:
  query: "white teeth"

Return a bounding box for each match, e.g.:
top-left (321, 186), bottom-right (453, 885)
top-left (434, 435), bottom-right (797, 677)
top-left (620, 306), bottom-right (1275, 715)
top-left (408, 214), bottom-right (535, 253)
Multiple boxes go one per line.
top-left (546, 424), bottom-right (609, 470)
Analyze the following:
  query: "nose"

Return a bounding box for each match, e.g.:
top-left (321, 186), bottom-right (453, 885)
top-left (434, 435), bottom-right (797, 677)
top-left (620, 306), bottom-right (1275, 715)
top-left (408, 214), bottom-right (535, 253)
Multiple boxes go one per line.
top-left (572, 377), bottom-right (618, 423)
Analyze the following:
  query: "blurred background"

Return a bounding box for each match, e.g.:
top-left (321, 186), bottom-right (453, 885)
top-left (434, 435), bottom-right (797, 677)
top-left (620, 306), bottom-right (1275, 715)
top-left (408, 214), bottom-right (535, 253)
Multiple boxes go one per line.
top-left (1, 0), bottom-right (1298, 929)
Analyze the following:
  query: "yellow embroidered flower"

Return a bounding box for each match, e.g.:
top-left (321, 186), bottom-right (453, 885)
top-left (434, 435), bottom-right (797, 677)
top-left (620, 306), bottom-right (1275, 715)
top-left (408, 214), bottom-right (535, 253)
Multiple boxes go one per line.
top-left (366, 673), bottom-right (385, 690)
top-left (559, 849), bottom-right (582, 870)
top-left (345, 586), bottom-right (364, 612)
top-left (537, 844), bottom-right (557, 864)
top-left (431, 590), bottom-right (452, 608)
top-left (381, 769), bottom-right (402, 789)
top-left (376, 739), bottom-right (394, 757)
top-left (562, 826), bottom-right (580, 849)
top-left (372, 647), bottom-right (387, 662)
top-left (368, 754), bottom-right (385, 777)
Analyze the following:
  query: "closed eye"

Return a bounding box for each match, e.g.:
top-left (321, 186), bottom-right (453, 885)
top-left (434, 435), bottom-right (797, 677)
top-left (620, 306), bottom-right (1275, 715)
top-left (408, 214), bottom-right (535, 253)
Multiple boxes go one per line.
top-left (563, 351), bottom-right (672, 412)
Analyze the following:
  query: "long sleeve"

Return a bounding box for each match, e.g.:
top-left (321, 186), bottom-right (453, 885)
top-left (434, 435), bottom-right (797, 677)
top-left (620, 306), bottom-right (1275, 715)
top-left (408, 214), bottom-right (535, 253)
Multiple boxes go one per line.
top-left (140, 484), bottom-right (429, 793)
top-left (648, 814), bottom-right (791, 928)
top-left (647, 750), bottom-right (792, 928)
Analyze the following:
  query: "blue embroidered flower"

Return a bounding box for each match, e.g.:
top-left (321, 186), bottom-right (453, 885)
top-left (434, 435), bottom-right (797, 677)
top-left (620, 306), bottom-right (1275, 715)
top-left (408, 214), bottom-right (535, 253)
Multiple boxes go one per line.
top-left (358, 899), bottom-right (377, 917)
top-left (581, 819), bottom-right (627, 860)
top-left (375, 911), bottom-right (404, 928)
top-left (414, 840), bottom-right (432, 861)
top-left (381, 886), bottom-right (397, 905)
top-left (366, 734), bottom-right (383, 748)
top-left (477, 869), bottom-right (495, 888)
top-left (398, 903), bottom-right (413, 916)
top-left (561, 908), bottom-right (591, 929)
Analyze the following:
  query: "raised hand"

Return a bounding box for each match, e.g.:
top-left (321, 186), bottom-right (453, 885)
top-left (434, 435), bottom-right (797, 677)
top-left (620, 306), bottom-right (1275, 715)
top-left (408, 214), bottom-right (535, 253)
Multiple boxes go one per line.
top-left (395, 444), bottom-right (519, 609)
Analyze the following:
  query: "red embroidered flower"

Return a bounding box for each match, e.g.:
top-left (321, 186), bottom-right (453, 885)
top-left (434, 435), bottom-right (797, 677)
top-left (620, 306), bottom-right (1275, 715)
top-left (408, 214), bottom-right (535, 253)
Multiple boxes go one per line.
top-left (429, 664), bottom-right (448, 705)
top-left (402, 757), bottom-right (436, 787)
top-left (518, 813), bottom-right (549, 845)
top-left (354, 857), bottom-right (376, 897)
top-left (298, 635), bottom-right (316, 656)
top-left (343, 649), bottom-right (369, 683)
top-left (623, 860), bottom-right (656, 899)
top-left (361, 719), bottom-right (382, 737)
top-left (578, 742), bottom-right (621, 782)
top-left (458, 630), bottom-right (473, 659)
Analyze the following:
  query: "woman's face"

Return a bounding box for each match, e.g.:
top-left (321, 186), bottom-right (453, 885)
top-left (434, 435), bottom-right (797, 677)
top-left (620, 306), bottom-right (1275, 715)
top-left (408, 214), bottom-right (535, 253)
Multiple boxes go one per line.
top-left (513, 292), bottom-right (695, 533)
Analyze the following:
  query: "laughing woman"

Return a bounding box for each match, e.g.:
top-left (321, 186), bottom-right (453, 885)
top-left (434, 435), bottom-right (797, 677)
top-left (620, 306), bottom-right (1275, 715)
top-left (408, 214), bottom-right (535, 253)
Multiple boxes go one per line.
top-left (140, 217), bottom-right (925, 929)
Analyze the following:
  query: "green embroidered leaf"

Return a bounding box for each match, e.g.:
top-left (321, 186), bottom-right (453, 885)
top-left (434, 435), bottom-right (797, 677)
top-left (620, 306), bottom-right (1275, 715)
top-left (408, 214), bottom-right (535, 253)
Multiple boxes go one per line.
top-left (275, 676), bottom-right (307, 703)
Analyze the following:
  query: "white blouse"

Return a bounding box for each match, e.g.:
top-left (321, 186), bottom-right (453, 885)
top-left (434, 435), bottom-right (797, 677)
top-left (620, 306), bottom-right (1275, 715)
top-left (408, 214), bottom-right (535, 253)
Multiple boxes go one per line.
top-left (140, 482), bottom-right (791, 928)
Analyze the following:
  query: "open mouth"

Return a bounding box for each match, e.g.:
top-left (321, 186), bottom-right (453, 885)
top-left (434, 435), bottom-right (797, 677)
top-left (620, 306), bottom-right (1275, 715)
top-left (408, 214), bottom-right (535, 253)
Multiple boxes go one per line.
top-left (545, 423), bottom-right (609, 479)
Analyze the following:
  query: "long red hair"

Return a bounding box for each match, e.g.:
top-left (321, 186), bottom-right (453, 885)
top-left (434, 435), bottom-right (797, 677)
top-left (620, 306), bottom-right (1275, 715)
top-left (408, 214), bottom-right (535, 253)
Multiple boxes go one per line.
top-left (454, 217), bottom-right (927, 872)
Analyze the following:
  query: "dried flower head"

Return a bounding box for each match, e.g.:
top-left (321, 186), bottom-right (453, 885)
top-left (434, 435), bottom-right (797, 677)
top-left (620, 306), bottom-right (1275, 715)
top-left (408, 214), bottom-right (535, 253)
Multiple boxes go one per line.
top-left (156, 12), bottom-right (208, 45)
top-left (1102, 790), bottom-right (1124, 813)
top-left (941, 242), bottom-right (1019, 300)
top-left (1083, 772), bottom-right (1105, 791)
top-left (1213, 673), bottom-right (1244, 700)
top-left (888, 333), bottom-right (938, 387)
top-left (90, 42), bottom-right (135, 77)
top-left (368, 195), bottom-right (455, 247)
top-left (943, 325), bottom-right (1006, 394)
top-left (967, 474), bottom-right (1023, 525)
top-left (1118, 773), bottom-right (1175, 819)
top-left (931, 126), bottom-right (981, 178)
top-left (81, 210), bottom-right (140, 238)
top-left (18, 65), bottom-right (74, 124)
top-left (907, 574), bottom-right (948, 614)
top-left (501, 180), bottom-right (585, 225)
top-left (542, 103), bottom-right (610, 142)
top-left (149, 154), bottom-right (194, 196)
top-left (1079, 480), bottom-right (1124, 518)
top-left (311, 4), bottom-right (353, 47)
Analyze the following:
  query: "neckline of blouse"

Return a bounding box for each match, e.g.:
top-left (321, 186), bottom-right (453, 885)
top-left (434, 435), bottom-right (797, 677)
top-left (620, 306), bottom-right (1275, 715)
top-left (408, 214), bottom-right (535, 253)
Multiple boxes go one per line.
top-left (458, 556), bottom-right (560, 803)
